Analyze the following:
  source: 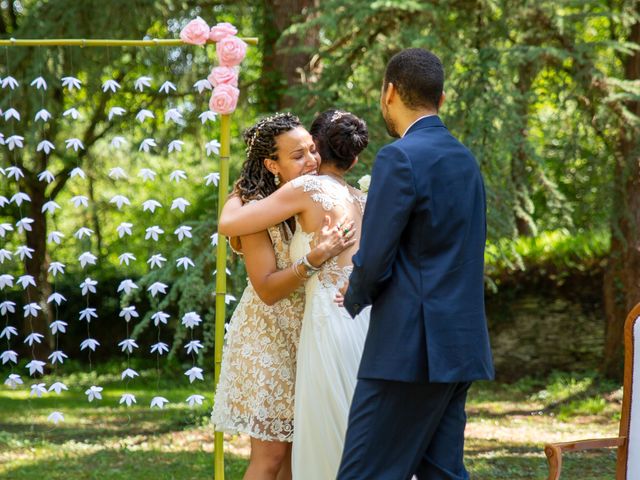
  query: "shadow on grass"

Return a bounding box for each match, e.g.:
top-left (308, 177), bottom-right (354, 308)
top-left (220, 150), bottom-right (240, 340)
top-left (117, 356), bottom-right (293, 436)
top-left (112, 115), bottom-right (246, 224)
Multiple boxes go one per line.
top-left (466, 449), bottom-right (617, 480)
top-left (1, 449), bottom-right (248, 480)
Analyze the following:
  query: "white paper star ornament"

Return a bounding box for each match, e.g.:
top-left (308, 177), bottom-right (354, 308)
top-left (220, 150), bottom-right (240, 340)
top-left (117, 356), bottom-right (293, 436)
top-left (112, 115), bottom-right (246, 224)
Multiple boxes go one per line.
top-left (116, 222), bottom-right (133, 238)
top-left (41, 201), bottom-right (61, 216)
top-left (49, 382), bottom-right (68, 394)
top-left (139, 138), bottom-right (157, 152)
top-left (78, 252), bottom-right (97, 268)
top-left (30, 383), bottom-right (47, 397)
top-left (134, 76), bottom-right (152, 91)
top-left (50, 320), bottom-right (67, 334)
top-left (102, 79), bottom-right (121, 93)
top-left (48, 231), bottom-right (65, 244)
top-left (151, 341), bottom-right (169, 355)
top-left (159, 81), bottom-right (176, 94)
top-left (110, 194), bottom-right (131, 209)
top-left (65, 138), bottom-right (85, 151)
top-left (30, 76), bottom-right (48, 90)
top-left (24, 333), bottom-right (44, 346)
top-left (151, 311), bottom-right (170, 326)
top-left (147, 282), bottom-right (168, 297)
top-left (193, 79), bottom-right (212, 93)
top-left (165, 109), bottom-right (183, 124)
top-left (150, 396), bottom-right (169, 409)
top-left (136, 109), bottom-right (155, 123)
top-left (37, 140), bottom-right (55, 155)
top-left (48, 350), bottom-right (68, 365)
top-left (38, 170), bottom-right (55, 183)
top-left (85, 385), bottom-right (103, 402)
top-left (48, 412), bottom-right (65, 424)
top-left (26, 360), bottom-right (46, 376)
top-left (120, 393), bottom-right (137, 406)
top-left (70, 195), bottom-right (89, 208)
top-left (35, 109), bottom-right (52, 122)
top-left (80, 338), bottom-right (100, 352)
top-left (63, 108), bottom-right (80, 120)
top-left (11, 192), bottom-right (31, 206)
top-left (118, 253), bottom-right (136, 266)
top-left (121, 368), bottom-right (139, 380)
top-left (6, 165), bottom-right (24, 180)
top-left (108, 106), bottom-right (126, 121)
top-left (186, 394), bottom-right (205, 407)
top-left (2, 76), bottom-right (18, 89)
top-left (4, 373), bottom-right (23, 389)
top-left (109, 167), bottom-right (127, 179)
top-left (4, 108), bottom-right (20, 121)
top-left (1, 350), bottom-right (18, 364)
top-left (171, 197), bottom-right (190, 212)
top-left (147, 254), bottom-right (166, 269)
top-left (142, 199), bottom-right (162, 213)
top-left (61, 76), bottom-right (82, 91)
top-left (185, 366), bottom-right (204, 383)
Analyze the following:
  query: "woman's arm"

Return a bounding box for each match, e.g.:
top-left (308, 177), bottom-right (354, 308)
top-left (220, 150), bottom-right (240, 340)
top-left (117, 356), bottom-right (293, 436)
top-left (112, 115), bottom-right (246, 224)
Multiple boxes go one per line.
top-left (219, 182), bottom-right (308, 237)
top-left (241, 217), bottom-right (357, 305)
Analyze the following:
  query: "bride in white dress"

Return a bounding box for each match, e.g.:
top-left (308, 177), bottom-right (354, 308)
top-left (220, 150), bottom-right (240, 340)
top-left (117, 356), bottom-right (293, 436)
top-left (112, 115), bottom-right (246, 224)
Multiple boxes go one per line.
top-left (219, 110), bottom-right (370, 479)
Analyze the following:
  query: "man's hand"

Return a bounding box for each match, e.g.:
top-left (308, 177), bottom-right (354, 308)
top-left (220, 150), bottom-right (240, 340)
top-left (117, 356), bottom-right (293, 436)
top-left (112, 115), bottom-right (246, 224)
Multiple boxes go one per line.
top-left (335, 280), bottom-right (349, 307)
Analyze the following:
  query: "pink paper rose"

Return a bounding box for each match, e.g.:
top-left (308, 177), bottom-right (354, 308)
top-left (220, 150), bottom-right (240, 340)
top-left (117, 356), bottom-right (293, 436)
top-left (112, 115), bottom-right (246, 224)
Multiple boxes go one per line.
top-left (180, 17), bottom-right (210, 45)
top-left (209, 22), bottom-right (238, 42)
top-left (210, 84), bottom-right (239, 115)
top-left (208, 66), bottom-right (239, 87)
top-left (216, 36), bottom-right (248, 67)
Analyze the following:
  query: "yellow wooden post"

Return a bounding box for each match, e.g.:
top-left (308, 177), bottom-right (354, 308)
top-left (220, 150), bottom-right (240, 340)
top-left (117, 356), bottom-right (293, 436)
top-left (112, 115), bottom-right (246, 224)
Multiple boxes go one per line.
top-left (214, 114), bottom-right (231, 479)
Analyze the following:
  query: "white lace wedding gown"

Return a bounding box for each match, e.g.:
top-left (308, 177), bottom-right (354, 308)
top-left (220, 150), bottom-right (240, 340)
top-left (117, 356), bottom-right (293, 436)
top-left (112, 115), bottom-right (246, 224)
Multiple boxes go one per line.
top-left (289, 175), bottom-right (371, 479)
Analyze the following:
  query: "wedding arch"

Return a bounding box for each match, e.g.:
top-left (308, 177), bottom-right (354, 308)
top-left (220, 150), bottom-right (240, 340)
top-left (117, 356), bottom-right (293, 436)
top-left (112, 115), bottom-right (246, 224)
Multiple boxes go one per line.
top-left (0, 18), bottom-right (257, 479)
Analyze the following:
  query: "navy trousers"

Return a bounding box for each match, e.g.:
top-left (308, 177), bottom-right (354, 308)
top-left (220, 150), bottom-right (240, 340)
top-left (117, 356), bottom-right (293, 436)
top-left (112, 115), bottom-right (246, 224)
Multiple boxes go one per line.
top-left (336, 379), bottom-right (471, 480)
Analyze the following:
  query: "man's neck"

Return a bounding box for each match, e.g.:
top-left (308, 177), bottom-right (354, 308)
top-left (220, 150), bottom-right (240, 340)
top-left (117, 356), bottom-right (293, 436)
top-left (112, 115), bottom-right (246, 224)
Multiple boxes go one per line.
top-left (398, 109), bottom-right (438, 137)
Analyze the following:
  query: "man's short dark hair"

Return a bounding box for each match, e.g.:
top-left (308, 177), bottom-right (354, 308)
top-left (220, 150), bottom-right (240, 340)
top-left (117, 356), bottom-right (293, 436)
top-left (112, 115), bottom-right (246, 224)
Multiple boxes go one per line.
top-left (383, 48), bottom-right (444, 111)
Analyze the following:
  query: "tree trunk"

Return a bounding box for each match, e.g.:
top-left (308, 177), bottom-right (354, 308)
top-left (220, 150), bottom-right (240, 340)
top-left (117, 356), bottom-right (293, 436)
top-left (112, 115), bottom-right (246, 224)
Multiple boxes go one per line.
top-left (259, 0), bottom-right (320, 111)
top-left (512, 61), bottom-right (537, 237)
top-left (602, 18), bottom-right (640, 379)
top-left (23, 179), bottom-right (54, 360)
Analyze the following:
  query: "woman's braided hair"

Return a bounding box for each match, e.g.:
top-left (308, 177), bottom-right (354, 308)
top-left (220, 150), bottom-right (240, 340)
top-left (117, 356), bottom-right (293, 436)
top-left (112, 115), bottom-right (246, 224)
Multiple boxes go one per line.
top-left (233, 112), bottom-right (302, 203)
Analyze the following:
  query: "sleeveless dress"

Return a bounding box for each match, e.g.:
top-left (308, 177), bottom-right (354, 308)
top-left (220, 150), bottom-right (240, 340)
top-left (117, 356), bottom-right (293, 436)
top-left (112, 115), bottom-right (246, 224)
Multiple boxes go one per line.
top-left (288, 175), bottom-right (371, 479)
top-left (211, 223), bottom-right (305, 442)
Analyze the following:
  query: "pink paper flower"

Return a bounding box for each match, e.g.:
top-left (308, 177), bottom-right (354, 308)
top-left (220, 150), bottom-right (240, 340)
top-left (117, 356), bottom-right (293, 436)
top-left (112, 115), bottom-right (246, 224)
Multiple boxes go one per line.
top-left (209, 84), bottom-right (239, 115)
top-left (180, 17), bottom-right (210, 45)
top-left (216, 36), bottom-right (248, 67)
top-left (209, 22), bottom-right (238, 42)
top-left (208, 66), bottom-right (239, 88)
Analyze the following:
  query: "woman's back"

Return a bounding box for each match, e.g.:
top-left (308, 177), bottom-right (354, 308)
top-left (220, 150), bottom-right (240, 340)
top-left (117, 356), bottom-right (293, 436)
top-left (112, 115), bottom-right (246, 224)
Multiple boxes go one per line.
top-left (288, 174), bottom-right (370, 480)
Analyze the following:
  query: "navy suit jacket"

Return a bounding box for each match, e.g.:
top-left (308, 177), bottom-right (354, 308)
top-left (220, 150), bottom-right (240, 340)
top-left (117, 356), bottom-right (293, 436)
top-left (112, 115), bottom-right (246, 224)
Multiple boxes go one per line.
top-left (344, 116), bottom-right (494, 383)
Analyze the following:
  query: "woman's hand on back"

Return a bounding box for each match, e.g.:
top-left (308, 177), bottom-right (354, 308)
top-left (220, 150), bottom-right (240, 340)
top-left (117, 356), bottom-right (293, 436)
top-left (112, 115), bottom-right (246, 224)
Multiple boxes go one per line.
top-left (307, 215), bottom-right (357, 268)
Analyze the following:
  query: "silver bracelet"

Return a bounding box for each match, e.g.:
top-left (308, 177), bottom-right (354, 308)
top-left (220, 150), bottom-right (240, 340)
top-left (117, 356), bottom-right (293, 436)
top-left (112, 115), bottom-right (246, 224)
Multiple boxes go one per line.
top-left (302, 254), bottom-right (321, 271)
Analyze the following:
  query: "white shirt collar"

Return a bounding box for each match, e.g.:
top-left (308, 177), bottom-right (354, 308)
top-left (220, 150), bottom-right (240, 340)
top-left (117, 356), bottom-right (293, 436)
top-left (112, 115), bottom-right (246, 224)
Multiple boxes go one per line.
top-left (402, 114), bottom-right (436, 137)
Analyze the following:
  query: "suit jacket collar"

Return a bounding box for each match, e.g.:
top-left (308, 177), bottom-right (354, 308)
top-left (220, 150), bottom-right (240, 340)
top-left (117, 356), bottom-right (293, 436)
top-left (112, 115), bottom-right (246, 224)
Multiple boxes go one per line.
top-left (404, 115), bottom-right (445, 136)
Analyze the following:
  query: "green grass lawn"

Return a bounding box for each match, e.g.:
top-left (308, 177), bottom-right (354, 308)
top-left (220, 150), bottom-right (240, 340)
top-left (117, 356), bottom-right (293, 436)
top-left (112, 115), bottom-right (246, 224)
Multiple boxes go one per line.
top-left (0, 367), bottom-right (621, 479)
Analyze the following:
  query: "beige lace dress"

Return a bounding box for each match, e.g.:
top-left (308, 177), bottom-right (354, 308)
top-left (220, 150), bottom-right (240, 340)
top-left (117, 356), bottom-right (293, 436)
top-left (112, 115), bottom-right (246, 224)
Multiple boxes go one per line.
top-left (211, 223), bottom-right (304, 442)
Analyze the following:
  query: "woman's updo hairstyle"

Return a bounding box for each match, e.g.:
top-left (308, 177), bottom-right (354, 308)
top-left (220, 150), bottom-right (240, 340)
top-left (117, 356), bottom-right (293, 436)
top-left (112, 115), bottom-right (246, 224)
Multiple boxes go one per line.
top-left (310, 110), bottom-right (368, 171)
top-left (234, 112), bottom-right (301, 203)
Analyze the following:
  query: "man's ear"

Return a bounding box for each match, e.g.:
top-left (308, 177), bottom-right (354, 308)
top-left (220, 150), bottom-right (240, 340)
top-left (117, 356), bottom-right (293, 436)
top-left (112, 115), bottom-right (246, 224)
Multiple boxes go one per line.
top-left (263, 158), bottom-right (278, 176)
top-left (438, 91), bottom-right (446, 110)
top-left (383, 82), bottom-right (396, 106)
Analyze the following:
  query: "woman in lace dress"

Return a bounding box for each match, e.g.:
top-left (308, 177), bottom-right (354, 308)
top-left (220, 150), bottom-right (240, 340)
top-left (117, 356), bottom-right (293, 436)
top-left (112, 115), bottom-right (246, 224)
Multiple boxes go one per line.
top-left (211, 113), bottom-right (356, 480)
top-left (219, 111), bottom-right (371, 479)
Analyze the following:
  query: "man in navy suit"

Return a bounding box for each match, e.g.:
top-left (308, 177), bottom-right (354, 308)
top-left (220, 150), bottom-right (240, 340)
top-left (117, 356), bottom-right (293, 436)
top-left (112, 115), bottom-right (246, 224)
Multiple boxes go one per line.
top-left (338, 48), bottom-right (494, 479)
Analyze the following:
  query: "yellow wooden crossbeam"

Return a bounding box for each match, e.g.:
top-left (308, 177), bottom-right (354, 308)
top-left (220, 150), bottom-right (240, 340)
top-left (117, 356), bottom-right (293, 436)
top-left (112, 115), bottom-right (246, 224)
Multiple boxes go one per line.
top-left (0, 37), bottom-right (258, 47)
